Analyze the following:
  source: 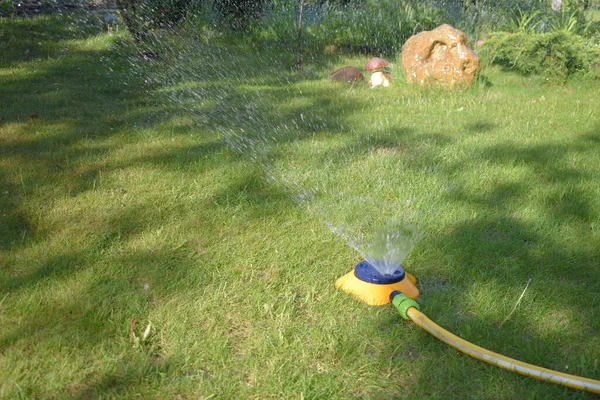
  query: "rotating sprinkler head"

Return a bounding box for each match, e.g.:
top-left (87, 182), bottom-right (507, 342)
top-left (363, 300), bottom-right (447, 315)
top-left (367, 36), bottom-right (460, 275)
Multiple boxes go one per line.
top-left (335, 261), bottom-right (420, 306)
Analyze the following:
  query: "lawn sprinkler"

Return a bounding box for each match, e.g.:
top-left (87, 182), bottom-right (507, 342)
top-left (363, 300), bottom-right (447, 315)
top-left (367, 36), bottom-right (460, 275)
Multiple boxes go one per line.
top-left (336, 262), bottom-right (600, 395)
top-left (335, 261), bottom-right (419, 306)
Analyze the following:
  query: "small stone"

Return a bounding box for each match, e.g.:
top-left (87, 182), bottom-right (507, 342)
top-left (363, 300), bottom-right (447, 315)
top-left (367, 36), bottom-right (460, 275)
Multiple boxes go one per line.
top-left (329, 66), bottom-right (363, 83)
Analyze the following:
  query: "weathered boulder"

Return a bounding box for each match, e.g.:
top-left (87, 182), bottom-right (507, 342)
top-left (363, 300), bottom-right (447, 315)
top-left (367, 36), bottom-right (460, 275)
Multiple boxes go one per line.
top-left (330, 66), bottom-right (364, 82)
top-left (401, 24), bottom-right (480, 87)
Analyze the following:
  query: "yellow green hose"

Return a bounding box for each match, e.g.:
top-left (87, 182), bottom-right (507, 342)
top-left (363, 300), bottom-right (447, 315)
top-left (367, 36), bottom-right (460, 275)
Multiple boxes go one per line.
top-left (391, 293), bottom-right (600, 394)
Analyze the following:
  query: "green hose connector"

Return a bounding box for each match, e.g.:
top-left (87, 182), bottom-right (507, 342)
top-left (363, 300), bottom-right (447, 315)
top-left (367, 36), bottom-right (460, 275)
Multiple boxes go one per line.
top-left (391, 291), bottom-right (420, 320)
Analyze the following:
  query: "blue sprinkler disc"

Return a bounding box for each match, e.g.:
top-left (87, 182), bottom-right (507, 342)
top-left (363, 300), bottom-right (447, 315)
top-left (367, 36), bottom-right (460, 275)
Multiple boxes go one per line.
top-left (354, 261), bottom-right (405, 284)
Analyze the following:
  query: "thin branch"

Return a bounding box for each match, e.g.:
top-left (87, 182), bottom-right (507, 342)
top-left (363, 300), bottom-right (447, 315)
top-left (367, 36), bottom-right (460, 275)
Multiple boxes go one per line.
top-left (296, 0), bottom-right (305, 68)
top-left (500, 278), bottom-right (532, 327)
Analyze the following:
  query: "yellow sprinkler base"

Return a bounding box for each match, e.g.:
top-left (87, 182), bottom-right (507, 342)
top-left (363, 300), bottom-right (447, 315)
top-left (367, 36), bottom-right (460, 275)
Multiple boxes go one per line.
top-left (335, 267), bottom-right (419, 306)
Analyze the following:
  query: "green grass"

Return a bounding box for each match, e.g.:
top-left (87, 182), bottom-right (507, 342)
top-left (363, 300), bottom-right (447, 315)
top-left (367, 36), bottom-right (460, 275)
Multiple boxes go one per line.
top-left (1, 13), bottom-right (600, 399)
top-left (588, 9), bottom-right (600, 22)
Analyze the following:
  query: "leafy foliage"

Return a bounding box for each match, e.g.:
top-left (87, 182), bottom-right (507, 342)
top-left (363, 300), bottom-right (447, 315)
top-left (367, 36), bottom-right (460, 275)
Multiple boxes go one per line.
top-left (550, 4), bottom-right (592, 34)
top-left (504, 8), bottom-right (543, 33)
top-left (215, 0), bottom-right (268, 30)
top-left (317, 0), bottom-right (445, 56)
top-left (482, 30), bottom-right (600, 80)
top-left (115, 0), bottom-right (192, 41)
top-left (0, 0), bottom-right (14, 17)
top-left (453, 0), bottom-right (596, 37)
top-left (249, 0), bottom-right (445, 57)
top-left (151, 0), bottom-right (192, 26)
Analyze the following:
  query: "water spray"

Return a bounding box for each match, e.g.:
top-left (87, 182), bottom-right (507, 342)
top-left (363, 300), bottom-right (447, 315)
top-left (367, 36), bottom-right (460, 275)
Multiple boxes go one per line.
top-left (336, 263), bottom-right (600, 394)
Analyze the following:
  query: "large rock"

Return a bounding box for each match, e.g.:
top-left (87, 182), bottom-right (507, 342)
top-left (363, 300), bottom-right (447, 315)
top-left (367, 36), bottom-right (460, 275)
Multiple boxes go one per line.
top-left (330, 66), bottom-right (363, 82)
top-left (401, 24), bottom-right (480, 87)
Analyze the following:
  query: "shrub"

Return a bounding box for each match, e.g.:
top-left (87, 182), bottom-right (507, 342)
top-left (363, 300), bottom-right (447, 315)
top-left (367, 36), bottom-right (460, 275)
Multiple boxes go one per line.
top-left (482, 30), bottom-right (600, 80)
top-left (451, 0), bottom-right (550, 36)
top-left (316, 0), bottom-right (445, 56)
top-left (115, 0), bottom-right (193, 41)
top-left (250, 0), bottom-right (446, 57)
top-left (215, 0), bottom-right (269, 30)
top-left (149, 0), bottom-right (191, 26)
top-left (448, 0), bottom-right (595, 39)
top-left (250, 0), bottom-right (297, 43)
top-left (0, 0), bottom-right (14, 17)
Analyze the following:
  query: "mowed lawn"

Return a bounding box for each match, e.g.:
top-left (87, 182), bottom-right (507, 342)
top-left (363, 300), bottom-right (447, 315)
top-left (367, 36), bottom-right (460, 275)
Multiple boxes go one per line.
top-left (1, 13), bottom-right (600, 399)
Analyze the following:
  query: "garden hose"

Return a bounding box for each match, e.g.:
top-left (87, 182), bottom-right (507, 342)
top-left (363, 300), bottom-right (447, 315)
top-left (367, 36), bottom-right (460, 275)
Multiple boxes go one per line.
top-left (391, 292), bottom-right (600, 394)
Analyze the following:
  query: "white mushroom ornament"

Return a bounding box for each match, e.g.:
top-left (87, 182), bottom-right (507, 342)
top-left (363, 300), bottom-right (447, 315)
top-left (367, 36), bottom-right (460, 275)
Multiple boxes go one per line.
top-left (364, 57), bottom-right (390, 88)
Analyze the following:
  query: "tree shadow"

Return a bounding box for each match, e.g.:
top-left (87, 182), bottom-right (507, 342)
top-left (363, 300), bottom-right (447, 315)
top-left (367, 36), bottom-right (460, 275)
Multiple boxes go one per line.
top-left (376, 125), bottom-right (600, 397)
top-left (0, 168), bottom-right (32, 250)
top-left (403, 214), bottom-right (600, 396)
top-left (0, 15), bottom-right (370, 398)
top-left (2, 11), bottom-right (600, 400)
top-left (0, 14), bottom-right (101, 66)
top-left (466, 120), bottom-right (496, 133)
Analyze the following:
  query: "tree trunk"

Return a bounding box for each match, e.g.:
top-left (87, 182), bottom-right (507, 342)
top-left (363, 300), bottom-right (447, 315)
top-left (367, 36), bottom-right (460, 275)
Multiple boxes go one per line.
top-left (296, 0), bottom-right (304, 68)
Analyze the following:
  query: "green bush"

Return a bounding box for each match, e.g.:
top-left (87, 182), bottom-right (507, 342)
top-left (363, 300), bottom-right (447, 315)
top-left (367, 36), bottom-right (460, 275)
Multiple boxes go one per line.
top-left (115, 0), bottom-right (192, 41)
top-left (0, 0), bottom-right (14, 17)
top-left (482, 31), bottom-right (600, 80)
top-left (318, 0), bottom-right (445, 56)
top-left (447, 0), bottom-right (595, 40)
top-left (316, 1), bottom-right (397, 54)
top-left (215, 0), bottom-right (269, 30)
top-left (249, 0), bottom-right (297, 43)
top-left (249, 0), bottom-right (446, 57)
top-left (149, 0), bottom-right (191, 26)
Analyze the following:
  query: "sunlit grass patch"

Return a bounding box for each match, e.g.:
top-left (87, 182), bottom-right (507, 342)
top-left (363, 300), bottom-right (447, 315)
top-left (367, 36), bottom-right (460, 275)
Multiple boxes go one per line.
top-left (1, 11), bottom-right (600, 399)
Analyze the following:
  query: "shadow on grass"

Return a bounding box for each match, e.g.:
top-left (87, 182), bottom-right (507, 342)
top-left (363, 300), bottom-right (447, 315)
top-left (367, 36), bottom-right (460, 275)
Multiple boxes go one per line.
top-left (0, 12), bottom-right (372, 398)
top-left (139, 50), bottom-right (600, 395)
top-left (2, 12), bottom-right (600, 399)
top-left (466, 120), bottom-right (496, 133)
top-left (378, 126), bottom-right (600, 396)
top-left (404, 216), bottom-right (600, 396)
top-left (0, 14), bottom-right (100, 66)
top-left (0, 168), bottom-right (32, 250)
